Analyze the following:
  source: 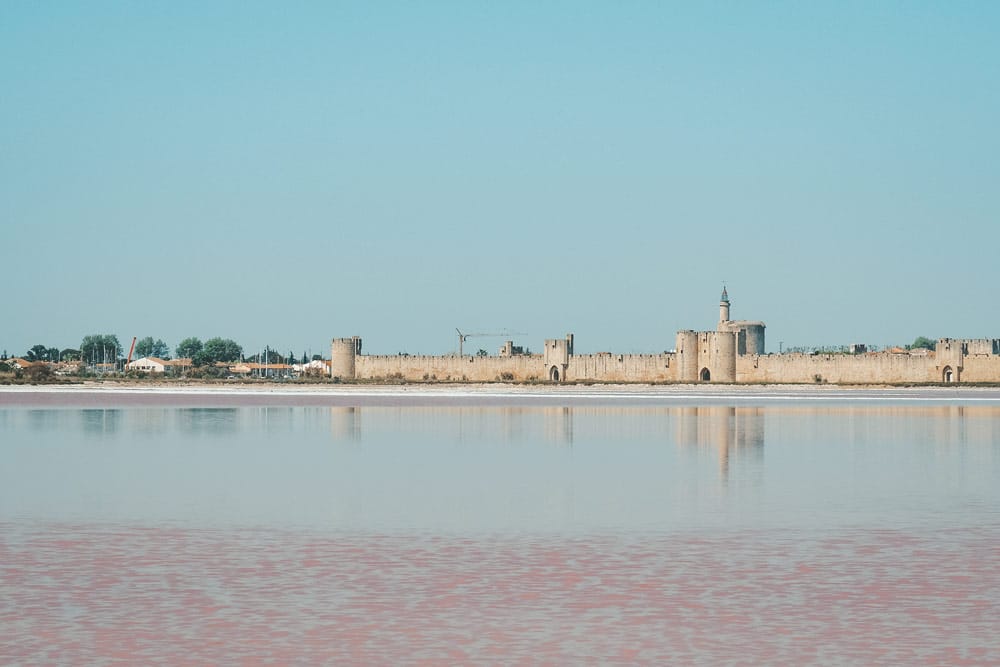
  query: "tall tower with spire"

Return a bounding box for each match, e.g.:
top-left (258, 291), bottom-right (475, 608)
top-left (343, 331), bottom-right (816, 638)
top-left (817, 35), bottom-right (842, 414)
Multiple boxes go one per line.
top-left (719, 285), bottom-right (730, 324)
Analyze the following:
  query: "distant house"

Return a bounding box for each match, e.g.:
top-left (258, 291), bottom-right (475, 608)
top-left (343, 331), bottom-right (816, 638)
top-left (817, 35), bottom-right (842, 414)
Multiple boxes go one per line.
top-left (126, 357), bottom-right (193, 374)
top-left (294, 359), bottom-right (330, 375)
top-left (245, 362), bottom-right (294, 378)
top-left (127, 357), bottom-right (170, 373)
top-left (6, 358), bottom-right (44, 370)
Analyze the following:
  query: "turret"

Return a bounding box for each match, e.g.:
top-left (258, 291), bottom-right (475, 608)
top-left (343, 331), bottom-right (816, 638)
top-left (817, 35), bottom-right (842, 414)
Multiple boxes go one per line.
top-left (331, 337), bottom-right (360, 380)
top-left (719, 286), bottom-right (730, 324)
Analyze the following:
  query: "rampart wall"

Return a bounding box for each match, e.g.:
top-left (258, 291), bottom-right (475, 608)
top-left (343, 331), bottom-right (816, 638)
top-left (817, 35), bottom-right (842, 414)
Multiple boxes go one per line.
top-left (355, 354), bottom-right (543, 382)
top-left (565, 353), bottom-right (675, 382)
top-left (738, 353), bottom-right (938, 384)
top-left (956, 355), bottom-right (1000, 382)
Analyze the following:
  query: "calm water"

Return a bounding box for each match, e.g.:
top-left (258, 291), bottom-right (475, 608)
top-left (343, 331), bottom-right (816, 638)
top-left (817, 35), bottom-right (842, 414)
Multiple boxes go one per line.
top-left (2, 394), bottom-right (999, 663)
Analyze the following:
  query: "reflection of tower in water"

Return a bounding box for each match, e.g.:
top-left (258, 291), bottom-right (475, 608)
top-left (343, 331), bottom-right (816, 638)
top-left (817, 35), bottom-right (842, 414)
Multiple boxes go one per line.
top-left (329, 407), bottom-right (362, 441)
top-left (674, 406), bottom-right (764, 482)
top-left (543, 407), bottom-right (574, 445)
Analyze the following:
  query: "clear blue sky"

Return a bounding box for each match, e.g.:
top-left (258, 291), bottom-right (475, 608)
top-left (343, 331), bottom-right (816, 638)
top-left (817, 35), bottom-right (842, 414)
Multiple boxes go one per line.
top-left (2, 2), bottom-right (998, 357)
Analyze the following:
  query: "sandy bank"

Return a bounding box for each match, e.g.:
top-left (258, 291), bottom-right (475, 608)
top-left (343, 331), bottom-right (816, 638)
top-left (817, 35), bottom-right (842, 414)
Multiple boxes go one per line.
top-left (2, 382), bottom-right (1000, 407)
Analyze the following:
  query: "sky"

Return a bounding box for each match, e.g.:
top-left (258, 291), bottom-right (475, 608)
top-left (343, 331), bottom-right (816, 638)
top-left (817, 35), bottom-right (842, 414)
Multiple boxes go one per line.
top-left (2, 2), bottom-right (998, 358)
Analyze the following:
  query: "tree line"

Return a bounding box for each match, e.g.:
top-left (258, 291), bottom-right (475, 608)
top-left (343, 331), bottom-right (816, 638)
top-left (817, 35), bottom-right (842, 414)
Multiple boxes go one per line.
top-left (8, 335), bottom-right (327, 368)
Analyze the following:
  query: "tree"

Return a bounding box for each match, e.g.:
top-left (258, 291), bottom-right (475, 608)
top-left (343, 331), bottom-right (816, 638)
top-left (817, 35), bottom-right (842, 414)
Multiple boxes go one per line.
top-left (197, 337), bottom-right (242, 365)
top-left (26, 344), bottom-right (50, 362)
top-left (60, 348), bottom-right (81, 361)
top-left (176, 337), bottom-right (203, 359)
top-left (135, 337), bottom-right (155, 358)
top-left (47, 347), bottom-right (60, 361)
top-left (151, 339), bottom-right (170, 358)
top-left (911, 336), bottom-right (936, 351)
top-left (135, 337), bottom-right (171, 359)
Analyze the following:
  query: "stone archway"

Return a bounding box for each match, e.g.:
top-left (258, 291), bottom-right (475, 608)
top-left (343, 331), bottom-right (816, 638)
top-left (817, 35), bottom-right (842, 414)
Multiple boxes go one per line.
top-left (700, 367), bottom-right (711, 382)
top-left (943, 366), bottom-right (954, 383)
top-left (550, 366), bottom-right (561, 382)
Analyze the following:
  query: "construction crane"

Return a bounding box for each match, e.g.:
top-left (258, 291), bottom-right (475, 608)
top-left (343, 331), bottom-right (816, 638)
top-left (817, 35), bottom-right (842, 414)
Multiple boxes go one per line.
top-left (455, 329), bottom-right (527, 356)
top-left (124, 336), bottom-right (137, 370)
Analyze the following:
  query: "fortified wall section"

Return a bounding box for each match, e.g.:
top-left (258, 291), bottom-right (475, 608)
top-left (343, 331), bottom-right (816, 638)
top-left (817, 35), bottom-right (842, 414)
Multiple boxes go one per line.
top-left (565, 353), bottom-right (675, 382)
top-left (675, 331), bottom-right (737, 382)
top-left (738, 353), bottom-right (937, 384)
top-left (332, 296), bottom-right (1000, 383)
top-left (956, 355), bottom-right (1000, 382)
top-left (354, 354), bottom-right (543, 382)
top-left (719, 321), bottom-right (765, 355)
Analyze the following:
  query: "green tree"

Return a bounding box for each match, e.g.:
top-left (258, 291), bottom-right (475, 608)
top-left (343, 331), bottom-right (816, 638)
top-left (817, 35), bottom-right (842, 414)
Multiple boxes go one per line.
top-left (60, 348), bottom-right (81, 361)
top-left (151, 339), bottom-right (170, 358)
top-left (176, 337), bottom-right (203, 359)
top-left (47, 347), bottom-right (60, 361)
top-left (200, 338), bottom-right (242, 364)
top-left (135, 336), bottom-right (155, 358)
top-left (911, 336), bottom-right (936, 351)
top-left (26, 344), bottom-right (49, 361)
top-left (134, 337), bottom-right (170, 359)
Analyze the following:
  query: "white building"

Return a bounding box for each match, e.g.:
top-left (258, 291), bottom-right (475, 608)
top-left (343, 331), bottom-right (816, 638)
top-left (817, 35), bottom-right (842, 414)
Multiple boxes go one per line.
top-left (126, 357), bottom-right (192, 373)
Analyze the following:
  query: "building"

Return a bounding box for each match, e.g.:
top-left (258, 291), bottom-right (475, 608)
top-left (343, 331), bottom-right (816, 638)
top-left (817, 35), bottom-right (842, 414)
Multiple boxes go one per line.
top-left (125, 357), bottom-right (192, 374)
top-left (331, 289), bottom-right (1000, 384)
top-left (6, 358), bottom-right (45, 371)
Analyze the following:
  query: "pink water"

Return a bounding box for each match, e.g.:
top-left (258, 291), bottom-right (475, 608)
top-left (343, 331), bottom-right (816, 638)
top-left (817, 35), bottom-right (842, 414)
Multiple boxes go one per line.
top-left (2, 401), bottom-right (999, 663)
top-left (3, 522), bottom-right (997, 664)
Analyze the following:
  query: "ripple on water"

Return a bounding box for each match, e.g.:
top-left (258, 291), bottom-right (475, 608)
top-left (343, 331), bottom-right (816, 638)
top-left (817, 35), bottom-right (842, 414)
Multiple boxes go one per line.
top-left (1, 523), bottom-right (998, 664)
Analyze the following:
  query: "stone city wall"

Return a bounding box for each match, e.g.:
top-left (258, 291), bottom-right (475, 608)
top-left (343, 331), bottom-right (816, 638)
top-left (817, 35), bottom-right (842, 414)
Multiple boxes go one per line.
top-left (564, 353), bottom-right (676, 383)
top-left (355, 354), bottom-right (544, 382)
top-left (738, 353), bottom-right (937, 384)
top-left (955, 355), bottom-right (1000, 383)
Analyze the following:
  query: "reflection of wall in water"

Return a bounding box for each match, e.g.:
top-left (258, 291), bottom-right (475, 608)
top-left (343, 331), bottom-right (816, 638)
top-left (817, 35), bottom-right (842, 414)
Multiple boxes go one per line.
top-left (768, 405), bottom-right (1000, 450)
top-left (674, 406), bottom-right (765, 482)
top-left (329, 407), bottom-right (362, 441)
top-left (543, 407), bottom-right (573, 445)
top-left (322, 406), bottom-right (578, 446)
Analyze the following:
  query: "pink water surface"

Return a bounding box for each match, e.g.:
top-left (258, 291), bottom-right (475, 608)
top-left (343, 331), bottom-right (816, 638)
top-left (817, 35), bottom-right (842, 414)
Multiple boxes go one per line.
top-left (2, 522), bottom-right (997, 665)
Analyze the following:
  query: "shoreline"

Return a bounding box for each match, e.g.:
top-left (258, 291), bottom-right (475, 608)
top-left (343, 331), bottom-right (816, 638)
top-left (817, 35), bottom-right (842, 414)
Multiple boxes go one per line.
top-left (3, 381), bottom-right (1000, 407)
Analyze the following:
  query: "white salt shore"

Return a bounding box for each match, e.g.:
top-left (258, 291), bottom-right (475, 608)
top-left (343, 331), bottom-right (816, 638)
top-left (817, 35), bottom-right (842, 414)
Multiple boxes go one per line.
top-left (2, 382), bottom-right (1000, 406)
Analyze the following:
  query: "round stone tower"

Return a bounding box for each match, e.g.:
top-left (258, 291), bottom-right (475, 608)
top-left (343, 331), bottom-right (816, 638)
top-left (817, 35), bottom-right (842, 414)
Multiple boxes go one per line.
top-left (330, 338), bottom-right (357, 379)
top-left (719, 286), bottom-right (730, 324)
top-left (676, 330), bottom-right (699, 382)
top-left (742, 323), bottom-right (766, 355)
top-left (714, 331), bottom-right (737, 382)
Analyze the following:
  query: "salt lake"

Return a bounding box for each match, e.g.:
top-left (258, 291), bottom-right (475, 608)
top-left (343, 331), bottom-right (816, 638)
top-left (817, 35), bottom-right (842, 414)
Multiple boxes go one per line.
top-left (2, 387), bottom-right (998, 663)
